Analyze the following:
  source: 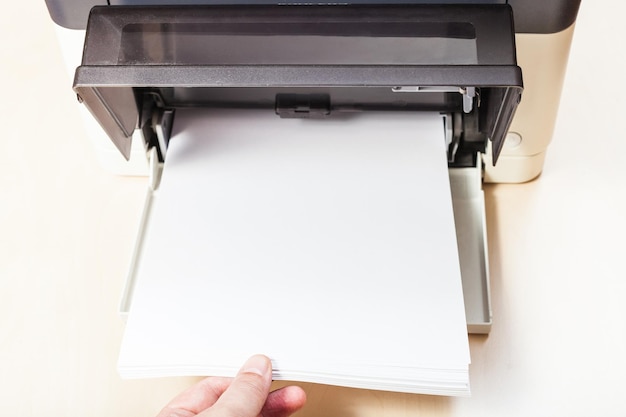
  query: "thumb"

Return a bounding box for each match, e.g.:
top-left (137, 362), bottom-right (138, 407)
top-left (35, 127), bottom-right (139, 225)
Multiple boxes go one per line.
top-left (203, 355), bottom-right (273, 417)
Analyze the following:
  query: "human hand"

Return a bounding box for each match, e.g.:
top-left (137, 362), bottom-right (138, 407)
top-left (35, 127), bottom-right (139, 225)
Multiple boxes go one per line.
top-left (156, 354), bottom-right (307, 417)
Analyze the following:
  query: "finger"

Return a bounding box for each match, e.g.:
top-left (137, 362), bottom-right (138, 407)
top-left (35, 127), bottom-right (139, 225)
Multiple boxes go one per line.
top-left (203, 355), bottom-right (273, 417)
top-left (156, 377), bottom-right (232, 417)
top-left (261, 386), bottom-right (307, 417)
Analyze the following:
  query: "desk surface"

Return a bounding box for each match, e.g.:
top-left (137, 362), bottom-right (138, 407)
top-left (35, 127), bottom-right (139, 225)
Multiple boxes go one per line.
top-left (1, 2), bottom-right (625, 416)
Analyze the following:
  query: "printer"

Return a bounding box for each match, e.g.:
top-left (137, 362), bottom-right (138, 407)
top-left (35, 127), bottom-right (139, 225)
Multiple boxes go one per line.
top-left (45, 1), bottom-right (581, 337)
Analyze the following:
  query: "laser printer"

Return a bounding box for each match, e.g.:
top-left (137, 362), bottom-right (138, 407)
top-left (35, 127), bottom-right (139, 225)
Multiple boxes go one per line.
top-left (45, 1), bottom-right (581, 338)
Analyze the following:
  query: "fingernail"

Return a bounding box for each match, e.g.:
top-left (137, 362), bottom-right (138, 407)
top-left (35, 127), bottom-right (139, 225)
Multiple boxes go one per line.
top-left (241, 354), bottom-right (270, 377)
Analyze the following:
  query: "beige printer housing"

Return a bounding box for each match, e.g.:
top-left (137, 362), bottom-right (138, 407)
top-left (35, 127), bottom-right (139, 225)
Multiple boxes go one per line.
top-left (486, 25), bottom-right (577, 182)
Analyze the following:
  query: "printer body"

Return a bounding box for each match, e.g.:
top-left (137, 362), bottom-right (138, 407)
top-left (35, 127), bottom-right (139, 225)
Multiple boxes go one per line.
top-left (45, 0), bottom-right (581, 334)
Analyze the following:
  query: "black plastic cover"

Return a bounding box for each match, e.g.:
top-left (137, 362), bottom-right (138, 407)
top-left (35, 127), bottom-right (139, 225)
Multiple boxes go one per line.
top-left (74, 4), bottom-right (523, 162)
top-left (508, 0), bottom-right (581, 34)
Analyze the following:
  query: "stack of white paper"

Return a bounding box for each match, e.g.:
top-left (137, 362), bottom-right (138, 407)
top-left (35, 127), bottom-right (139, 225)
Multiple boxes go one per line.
top-left (118, 109), bottom-right (471, 396)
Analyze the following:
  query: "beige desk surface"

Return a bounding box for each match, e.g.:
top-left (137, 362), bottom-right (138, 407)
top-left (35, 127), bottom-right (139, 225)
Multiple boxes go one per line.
top-left (1, 1), bottom-right (625, 416)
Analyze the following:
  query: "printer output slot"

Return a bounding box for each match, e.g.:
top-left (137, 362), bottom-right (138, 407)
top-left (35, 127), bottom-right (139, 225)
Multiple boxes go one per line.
top-left (138, 87), bottom-right (486, 167)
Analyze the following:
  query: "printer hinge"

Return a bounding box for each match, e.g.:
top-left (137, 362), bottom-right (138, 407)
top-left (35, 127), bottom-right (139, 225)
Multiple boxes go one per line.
top-left (153, 108), bottom-right (175, 162)
top-left (275, 94), bottom-right (331, 119)
top-left (139, 93), bottom-right (175, 162)
top-left (444, 113), bottom-right (463, 164)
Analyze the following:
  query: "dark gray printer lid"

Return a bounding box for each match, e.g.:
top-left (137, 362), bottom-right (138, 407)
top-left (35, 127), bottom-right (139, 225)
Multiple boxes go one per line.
top-left (45, 0), bottom-right (581, 33)
top-left (73, 4), bottom-right (523, 163)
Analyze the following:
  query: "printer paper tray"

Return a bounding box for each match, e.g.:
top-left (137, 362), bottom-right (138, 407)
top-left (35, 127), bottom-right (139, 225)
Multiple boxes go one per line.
top-left (120, 150), bottom-right (492, 334)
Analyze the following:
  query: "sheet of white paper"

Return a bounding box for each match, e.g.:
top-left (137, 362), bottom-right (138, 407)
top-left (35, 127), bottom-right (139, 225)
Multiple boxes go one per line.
top-left (119, 109), bottom-right (470, 395)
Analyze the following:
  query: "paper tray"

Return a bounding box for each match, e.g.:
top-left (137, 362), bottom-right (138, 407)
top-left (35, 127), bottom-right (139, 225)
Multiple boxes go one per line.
top-left (120, 149), bottom-right (492, 334)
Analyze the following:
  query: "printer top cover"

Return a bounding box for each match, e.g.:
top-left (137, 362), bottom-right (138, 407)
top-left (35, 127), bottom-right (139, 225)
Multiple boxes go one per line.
top-left (71, 4), bottom-right (524, 167)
